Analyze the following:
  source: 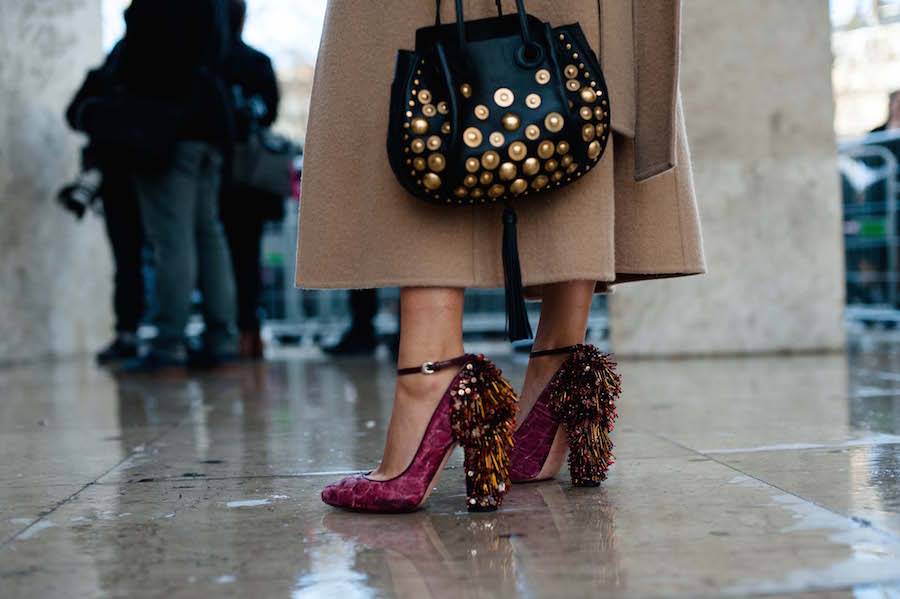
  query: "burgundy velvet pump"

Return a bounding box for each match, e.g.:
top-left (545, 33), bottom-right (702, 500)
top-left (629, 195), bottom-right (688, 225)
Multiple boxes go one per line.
top-left (510, 344), bottom-right (620, 486)
top-left (321, 354), bottom-right (517, 513)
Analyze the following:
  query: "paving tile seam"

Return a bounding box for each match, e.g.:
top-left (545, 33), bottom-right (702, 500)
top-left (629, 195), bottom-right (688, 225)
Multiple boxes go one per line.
top-left (97, 465), bottom-right (468, 486)
top-left (698, 436), bottom-right (900, 455)
top-left (730, 577), bottom-right (900, 598)
top-left (643, 428), bottom-right (900, 544)
top-left (0, 485), bottom-right (85, 547)
top-left (648, 582), bottom-right (900, 599)
top-left (2, 482), bottom-right (89, 489)
top-left (638, 577), bottom-right (900, 599)
top-left (0, 416), bottom-right (190, 548)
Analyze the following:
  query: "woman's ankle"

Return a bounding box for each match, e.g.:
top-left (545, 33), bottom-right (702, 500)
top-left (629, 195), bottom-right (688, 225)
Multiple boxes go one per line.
top-left (395, 367), bottom-right (459, 402)
top-left (396, 341), bottom-right (465, 370)
top-left (368, 366), bottom-right (461, 481)
top-left (531, 335), bottom-right (585, 354)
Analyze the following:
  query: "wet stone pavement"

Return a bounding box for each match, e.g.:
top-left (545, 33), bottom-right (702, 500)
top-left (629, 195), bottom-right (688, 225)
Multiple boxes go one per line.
top-left (1, 340), bottom-right (900, 598)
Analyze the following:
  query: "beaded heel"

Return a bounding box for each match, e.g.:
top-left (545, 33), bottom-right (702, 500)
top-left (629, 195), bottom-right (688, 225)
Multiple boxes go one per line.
top-left (510, 344), bottom-right (620, 486)
top-left (321, 354), bottom-right (517, 513)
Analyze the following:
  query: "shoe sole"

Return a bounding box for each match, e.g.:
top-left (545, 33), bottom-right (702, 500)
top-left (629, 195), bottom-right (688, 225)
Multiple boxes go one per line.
top-left (416, 442), bottom-right (459, 511)
top-left (336, 442), bottom-right (459, 514)
top-left (519, 426), bottom-right (610, 487)
top-left (515, 426), bottom-right (569, 484)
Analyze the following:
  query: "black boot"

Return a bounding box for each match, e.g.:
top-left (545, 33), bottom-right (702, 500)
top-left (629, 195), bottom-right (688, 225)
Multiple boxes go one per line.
top-left (96, 333), bottom-right (139, 365)
top-left (322, 327), bottom-right (377, 356)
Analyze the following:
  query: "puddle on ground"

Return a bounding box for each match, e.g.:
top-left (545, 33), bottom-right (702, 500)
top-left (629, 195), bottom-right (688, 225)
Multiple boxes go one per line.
top-left (726, 476), bottom-right (900, 595)
top-left (225, 499), bottom-right (271, 508)
top-left (15, 520), bottom-right (55, 540)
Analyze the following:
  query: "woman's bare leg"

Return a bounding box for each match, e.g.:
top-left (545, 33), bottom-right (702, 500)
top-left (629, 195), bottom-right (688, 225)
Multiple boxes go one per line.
top-left (367, 287), bottom-right (465, 481)
top-left (517, 280), bottom-right (596, 425)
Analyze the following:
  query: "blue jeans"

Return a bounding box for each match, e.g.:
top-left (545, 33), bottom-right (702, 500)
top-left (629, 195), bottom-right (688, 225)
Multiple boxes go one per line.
top-left (135, 142), bottom-right (237, 359)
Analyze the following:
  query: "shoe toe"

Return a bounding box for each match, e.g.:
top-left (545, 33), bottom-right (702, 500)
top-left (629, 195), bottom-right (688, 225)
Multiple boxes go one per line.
top-left (321, 475), bottom-right (417, 512)
top-left (321, 476), bottom-right (360, 508)
top-left (321, 480), bottom-right (344, 507)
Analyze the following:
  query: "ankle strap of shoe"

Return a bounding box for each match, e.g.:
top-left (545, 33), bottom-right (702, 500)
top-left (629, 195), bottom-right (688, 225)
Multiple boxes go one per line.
top-left (397, 354), bottom-right (471, 376)
top-left (529, 344), bottom-right (582, 358)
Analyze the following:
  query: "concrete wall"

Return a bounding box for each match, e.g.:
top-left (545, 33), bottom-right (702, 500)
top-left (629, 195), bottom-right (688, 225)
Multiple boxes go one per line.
top-left (0, 0), bottom-right (112, 364)
top-left (610, 0), bottom-right (846, 356)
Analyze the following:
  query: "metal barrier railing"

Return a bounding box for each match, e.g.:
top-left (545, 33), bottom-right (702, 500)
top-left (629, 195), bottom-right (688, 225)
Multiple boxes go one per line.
top-left (839, 130), bottom-right (900, 320)
top-left (259, 202), bottom-right (608, 345)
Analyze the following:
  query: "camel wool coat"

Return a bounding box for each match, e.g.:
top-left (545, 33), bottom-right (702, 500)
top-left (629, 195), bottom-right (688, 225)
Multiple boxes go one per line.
top-left (296, 0), bottom-right (705, 296)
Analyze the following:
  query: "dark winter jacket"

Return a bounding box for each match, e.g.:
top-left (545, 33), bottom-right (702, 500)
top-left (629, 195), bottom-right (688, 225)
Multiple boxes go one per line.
top-left (225, 39), bottom-right (280, 142)
top-left (66, 41), bottom-right (124, 133)
top-left (117, 0), bottom-right (234, 152)
top-left (221, 37), bottom-right (284, 220)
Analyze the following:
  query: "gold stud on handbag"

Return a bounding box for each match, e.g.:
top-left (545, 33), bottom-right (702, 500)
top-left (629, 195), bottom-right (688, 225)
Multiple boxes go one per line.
top-left (387, 0), bottom-right (611, 340)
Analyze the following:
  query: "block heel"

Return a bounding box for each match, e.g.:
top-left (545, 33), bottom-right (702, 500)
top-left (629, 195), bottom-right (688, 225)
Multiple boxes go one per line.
top-left (510, 344), bottom-right (620, 486)
top-left (449, 357), bottom-right (518, 511)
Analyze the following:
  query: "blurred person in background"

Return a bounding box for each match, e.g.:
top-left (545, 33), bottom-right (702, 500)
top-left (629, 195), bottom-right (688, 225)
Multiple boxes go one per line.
top-left (322, 290), bottom-right (402, 357)
top-left (872, 90), bottom-right (900, 134)
top-left (117, 0), bottom-right (238, 373)
top-left (872, 91), bottom-right (900, 170)
top-left (322, 289), bottom-right (378, 356)
top-left (221, 0), bottom-right (282, 360)
top-left (872, 90), bottom-right (900, 309)
top-left (64, 41), bottom-right (146, 365)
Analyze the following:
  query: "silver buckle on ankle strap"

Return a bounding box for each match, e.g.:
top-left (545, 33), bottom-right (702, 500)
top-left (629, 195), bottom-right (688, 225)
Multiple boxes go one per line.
top-left (420, 361), bottom-right (435, 375)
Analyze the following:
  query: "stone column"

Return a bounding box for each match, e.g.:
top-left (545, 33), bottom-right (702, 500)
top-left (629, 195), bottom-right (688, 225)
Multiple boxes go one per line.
top-left (609, 0), bottom-right (846, 356)
top-left (0, 0), bottom-right (112, 364)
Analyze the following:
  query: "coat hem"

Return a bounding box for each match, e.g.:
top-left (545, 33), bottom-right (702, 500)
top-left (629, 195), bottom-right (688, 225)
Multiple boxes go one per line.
top-left (295, 265), bottom-right (706, 293)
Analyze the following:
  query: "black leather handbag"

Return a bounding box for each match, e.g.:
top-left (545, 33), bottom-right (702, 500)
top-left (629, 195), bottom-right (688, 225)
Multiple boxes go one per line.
top-left (387, 0), bottom-right (611, 340)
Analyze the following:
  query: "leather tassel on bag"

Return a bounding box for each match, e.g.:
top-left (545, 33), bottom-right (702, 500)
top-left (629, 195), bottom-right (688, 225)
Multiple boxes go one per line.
top-left (502, 206), bottom-right (533, 341)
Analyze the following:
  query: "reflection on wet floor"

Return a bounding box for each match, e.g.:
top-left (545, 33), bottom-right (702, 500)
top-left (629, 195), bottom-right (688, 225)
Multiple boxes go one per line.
top-left (1, 341), bottom-right (900, 597)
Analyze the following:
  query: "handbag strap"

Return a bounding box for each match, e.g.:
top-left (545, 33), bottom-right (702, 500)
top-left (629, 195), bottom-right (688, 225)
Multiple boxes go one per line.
top-left (435, 0), bottom-right (503, 25)
top-left (435, 0), bottom-right (533, 54)
top-left (435, 42), bottom-right (461, 159)
top-left (429, 1), bottom-right (541, 184)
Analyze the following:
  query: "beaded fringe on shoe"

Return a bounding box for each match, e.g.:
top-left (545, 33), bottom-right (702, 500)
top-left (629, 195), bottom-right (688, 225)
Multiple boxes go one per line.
top-left (546, 345), bottom-right (620, 486)
top-left (449, 355), bottom-right (518, 511)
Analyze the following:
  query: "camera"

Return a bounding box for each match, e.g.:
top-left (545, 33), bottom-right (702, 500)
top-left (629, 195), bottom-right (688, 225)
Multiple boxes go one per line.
top-left (57, 145), bottom-right (107, 219)
top-left (57, 167), bottom-right (103, 219)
